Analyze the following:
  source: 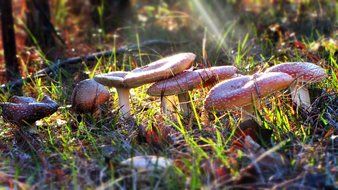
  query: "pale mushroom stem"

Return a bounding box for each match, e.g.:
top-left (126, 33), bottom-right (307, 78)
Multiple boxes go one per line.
top-left (289, 83), bottom-right (311, 111)
top-left (241, 105), bottom-right (255, 121)
top-left (160, 96), bottom-right (176, 114)
top-left (201, 107), bottom-right (210, 126)
top-left (241, 104), bottom-right (263, 126)
top-left (116, 88), bottom-right (131, 118)
top-left (177, 92), bottom-right (191, 117)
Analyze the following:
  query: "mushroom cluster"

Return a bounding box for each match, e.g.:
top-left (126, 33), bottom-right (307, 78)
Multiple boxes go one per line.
top-left (94, 53), bottom-right (241, 119)
top-left (92, 52), bottom-right (327, 122)
top-left (0, 95), bottom-right (59, 126)
top-left (94, 53), bottom-right (196, 118)
top-left (0, 49), bottom-right (327, 135)
top-left (204, 61), bottom-right (327, 122)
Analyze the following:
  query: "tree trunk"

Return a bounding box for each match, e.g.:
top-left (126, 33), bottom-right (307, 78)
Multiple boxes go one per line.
top-left (0, 0), bottom-right (22, 94)
top-left (25, 0), bottom-right (60, 59)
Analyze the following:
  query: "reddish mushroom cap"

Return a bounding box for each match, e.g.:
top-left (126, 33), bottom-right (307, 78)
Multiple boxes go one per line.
top-left (147, 66), bottom-right (238, 96)
top-left (265, 62), bottom-right (327, 82)
top-left (1, 95), bottom-right (59, 126)
top-left (71, 79), bottom-right (110, 113)
top-left (9, 96), bottom-right (36, 104)
top-left (204, 72), bottom-right (293, 111)
top-left (123, 53), bottom-right (196, 88)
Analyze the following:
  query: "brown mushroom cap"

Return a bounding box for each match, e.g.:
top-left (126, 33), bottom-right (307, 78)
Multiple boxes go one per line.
top-left (1, 95), bottom-right (59, 126)
top-left (40, 96), bottom-right (59, 110)
top-left (265, 62), bottom-right (327, 82)
top-left (71, 79), bottom-right (110, 113)
top-left (9, 96), bottom-right (36, 104)
top-left (204, 72), bottom-right (293, 111)
top-left (147, 66), bottom-right (238, 96)
top-left (123, 53), bottom-right (196, 88)
top-left (94, 71), bottom-right (129, 88)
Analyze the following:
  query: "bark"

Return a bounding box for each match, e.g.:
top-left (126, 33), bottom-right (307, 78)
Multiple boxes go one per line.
top-left (0, 0), bottom-right (22, 94)
top-left (25, 0), bottom-right (63, 59)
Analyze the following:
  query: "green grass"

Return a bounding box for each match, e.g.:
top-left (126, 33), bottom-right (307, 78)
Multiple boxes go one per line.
top-left (0, 0), bottom-right (337, 189)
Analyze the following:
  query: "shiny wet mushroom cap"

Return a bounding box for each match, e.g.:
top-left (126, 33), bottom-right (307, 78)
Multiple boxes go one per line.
top-left (123, 52), bottom-right (196, 88)
top-left (147, 66), bottom-right (237, 96)
top-left (1, 95), bottom-right (59, 126)
top-left (265, 62), bottom-right (327, 82)
top-left (204, 72), bottom-right (293, 111)
top-left (71, 79), bottom-right (110, 114)
top-left (147, 65), bottom-right (238, 116)
top-left (265, 62), bottom-right (327, 111)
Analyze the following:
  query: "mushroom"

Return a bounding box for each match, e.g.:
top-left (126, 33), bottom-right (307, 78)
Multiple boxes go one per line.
top-left (118, 156), bottom-right (174, 189)
top-left (0, 95), bottom-right (59, 126)
top-left (120, 156), bottom-right (173, 171)
top-left (71, 79), bottom-right (110, 114)
top-left (10, 96), bottom-right (37, 104)
top-left (123, 53), bottom-right (196, 87)
top-left (204, 72), bottom-right (293, 121)
top-left (265, 62), bottom-right (327, 111)
top-left (94, 53), bottom-right (195, 118)
top-left (94, 71), bottom-right (130, 117)
top-left (147, 66), bottom-right (238, 116)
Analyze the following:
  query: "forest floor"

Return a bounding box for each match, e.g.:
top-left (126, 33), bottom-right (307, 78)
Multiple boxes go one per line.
top-left (0, 0), bottom-right (337, 189)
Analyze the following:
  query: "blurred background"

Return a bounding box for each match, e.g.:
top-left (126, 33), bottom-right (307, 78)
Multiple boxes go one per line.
top-left (0, 0), bottom-right (336, 83)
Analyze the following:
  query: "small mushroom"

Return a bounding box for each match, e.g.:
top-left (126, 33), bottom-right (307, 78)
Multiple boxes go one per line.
top-left (147, 66), bottom-right (238, 116)
top-left (10, 96), bottom-right (37, 104)
top-left (0, 95), bottom-right (59, 126)
top-left (265, 62), bottom-right (327, 111)
top-left (71, 79), bottom-right (110, 114)
top-left (120, 156), bottom-right (173, 171)
top-left (118, 156), bottom-right (174, 189)
top-left (94, 53), bottom-right (195, 118)
top-left (94, 71), bottom-right (132, 118)
top-left (204, 72), bottom-right (293, 120)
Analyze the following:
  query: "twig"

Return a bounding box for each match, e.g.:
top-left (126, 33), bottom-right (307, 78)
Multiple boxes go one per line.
top-left (271, 173), bottom-right (305, 190)
top-left (0, 171), bottom-right (30, 189)
top-left (0, 39), bottom-right (187, 93)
